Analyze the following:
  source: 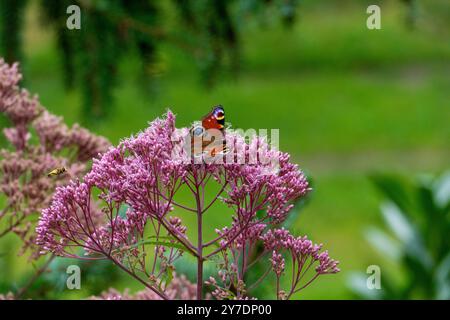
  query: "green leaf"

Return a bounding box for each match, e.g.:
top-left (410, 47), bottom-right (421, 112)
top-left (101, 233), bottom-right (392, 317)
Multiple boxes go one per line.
top-left (347, 273), bottom-right (382, 300)
top-left (435, 253), bottom-right (450, 299)
top-left (118, 204), bottom-right (129, 218)
top-left (167, 266), bottom-right (174, 286)
top-left (417, 180), bottom-right (440, 219)
top-left (365, 227), bottom-right (401, 261)
top-left (172, 256), bottom-right (217, 284)
top-left (370, 173), bottom-right (412, 214)
top-left (381, 202), bottom-right (415, 243)
top-left (161, 266), bottom-right (174, 289)
top-left (416, 174), bottom-right (450, 261)
top-left (433, 171), bottom-right (450, 209)
top-left (127, 239), bottom-right (186, 252)
top-left (113, 235), bottom-right (196, 257)
top-left (381, 202), bottom-right (432, 270)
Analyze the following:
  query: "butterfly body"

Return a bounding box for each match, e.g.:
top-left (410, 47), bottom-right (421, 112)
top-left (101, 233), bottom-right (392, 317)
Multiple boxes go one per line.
top-left (47, 167), bottom-right (67, 177)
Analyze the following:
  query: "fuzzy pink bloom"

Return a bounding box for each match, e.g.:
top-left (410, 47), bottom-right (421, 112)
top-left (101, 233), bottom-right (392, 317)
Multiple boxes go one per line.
top-left (33, 111), bottom-right (70, 152)
top-left (35, 108), bottom-right (337, 300)
top-left (91, 273), bottom-right (200, 300)
top-left (69, 124), bottom-right (110, 162)
top-left (0, 58), bottom-right (110, 259)
top-left (259, 228), bottom-right (339, 299)
top-left (36, 111), bottom-right (309, 255)
top-left (270, 250), bottom-right (285, 277)
top-left (262, 228), bottom-right (340, 274)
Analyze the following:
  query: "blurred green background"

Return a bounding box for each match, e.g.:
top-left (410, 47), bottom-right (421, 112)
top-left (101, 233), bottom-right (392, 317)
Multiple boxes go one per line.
top-left (1, 0), bottom-right (449, 299)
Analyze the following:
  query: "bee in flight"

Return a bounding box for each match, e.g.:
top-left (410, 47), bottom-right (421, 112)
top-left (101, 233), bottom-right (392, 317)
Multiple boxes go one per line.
top-left (47, 167), bottom-right (67, 178)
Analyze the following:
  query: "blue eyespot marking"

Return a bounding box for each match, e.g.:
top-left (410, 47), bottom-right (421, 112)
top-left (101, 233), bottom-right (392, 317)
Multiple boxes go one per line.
top-left (192, 126), bottom-right (205, 137)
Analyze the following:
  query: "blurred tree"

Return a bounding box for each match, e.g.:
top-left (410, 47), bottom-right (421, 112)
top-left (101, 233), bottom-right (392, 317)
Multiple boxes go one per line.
top-left (0, 0), bottom-right (300, 121)
top-left (348, 172), bottom-right (450, 299)
top-left (0, 0), bottom-right (27, 64)
top-left (401, 0), bottom-right (419, 29)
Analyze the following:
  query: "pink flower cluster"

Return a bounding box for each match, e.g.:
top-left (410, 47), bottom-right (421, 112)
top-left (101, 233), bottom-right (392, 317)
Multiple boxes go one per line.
top-left (262, 228), bottom-right (340, 275)
top-left (207, 227), bottom-right (339, 300)
top-left (261, 228), bottom-right (339, 299)
top-left (0, 58), bottom-right (110, 259)
top-left (35, 108), bottom-right (338, 299)
top-left (91, 273), bottom-right (200, 300)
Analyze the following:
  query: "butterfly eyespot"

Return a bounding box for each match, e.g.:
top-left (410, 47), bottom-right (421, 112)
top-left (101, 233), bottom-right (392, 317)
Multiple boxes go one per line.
top-left (215, 112), bottom-right (225, 120)
top-left (213, 107), bottom-right (225, 120)
top-left (191, 126), bottom-right (205, 137)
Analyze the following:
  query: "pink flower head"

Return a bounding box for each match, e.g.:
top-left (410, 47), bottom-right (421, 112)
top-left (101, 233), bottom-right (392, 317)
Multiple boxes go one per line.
top-left (259, 228), bottom-right (339, 297)
top-left (270, 250), bottom-right (286, 276)
top-left (0, 58), bottom-right (110, 259)
top-left (37, 111), bottom-right (309, 256)
top-left (33, 111), bottom-right (70, 152)
top-left (91, 273), bottom-right (200, 300)
top-left (34, 109), bottom-right (336, 300)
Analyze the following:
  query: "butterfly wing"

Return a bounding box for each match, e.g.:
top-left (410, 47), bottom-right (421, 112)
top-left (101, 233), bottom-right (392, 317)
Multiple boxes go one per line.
top-left (201, 105), bottom-right (225, 130)
top-left (191, 105), bottom-right (228, 159)
top-left (202, 105), bottom-right (228, 156)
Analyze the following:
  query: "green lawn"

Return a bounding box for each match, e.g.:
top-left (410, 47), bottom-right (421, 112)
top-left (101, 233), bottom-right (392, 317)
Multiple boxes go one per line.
top-left (1, 1), bottom-right (449, 299)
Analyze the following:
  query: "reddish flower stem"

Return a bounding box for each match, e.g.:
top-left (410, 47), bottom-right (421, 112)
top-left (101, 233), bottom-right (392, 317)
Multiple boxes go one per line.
top-left (194, 172), bottom-right (204, 300)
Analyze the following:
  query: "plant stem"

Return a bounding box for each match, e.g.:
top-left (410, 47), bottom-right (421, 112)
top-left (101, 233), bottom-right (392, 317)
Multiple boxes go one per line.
top-left (197, 225), bottom-right (203, 300)
top-left (195, 175), bottom-right (204, 300)
top-left (16, 254), bottom-right (55, 299)
top-left (276, 276), bottom-right (280, 300)
top-left (105, 253), bottom-right (169, 300)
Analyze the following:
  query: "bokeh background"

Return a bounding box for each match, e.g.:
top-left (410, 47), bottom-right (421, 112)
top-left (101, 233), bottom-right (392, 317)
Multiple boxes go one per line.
top-left (0, 0), bottom-right (449, 299)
